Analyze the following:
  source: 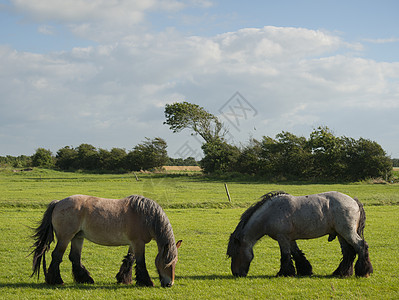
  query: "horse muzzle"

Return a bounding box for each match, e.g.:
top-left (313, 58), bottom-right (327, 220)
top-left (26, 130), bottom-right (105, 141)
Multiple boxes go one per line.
top-left (161, 279), bottom-right (174, 288)
top-left (232, 269), bottom-right (248, 277)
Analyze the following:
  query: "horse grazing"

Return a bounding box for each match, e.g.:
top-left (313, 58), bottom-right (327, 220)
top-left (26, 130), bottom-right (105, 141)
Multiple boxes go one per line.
top-left (30, 195), bottom-right (182, 287)
top-left (227, 191), bottom-right (373, 278)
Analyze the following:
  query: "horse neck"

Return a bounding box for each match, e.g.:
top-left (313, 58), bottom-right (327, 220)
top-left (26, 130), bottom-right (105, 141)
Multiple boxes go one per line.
top-left (241, 208), bottom-right (270, 246)
top-left (155, 226), bottom-right (177, 264)
top-left (155, 229), bottom-right (175, 249)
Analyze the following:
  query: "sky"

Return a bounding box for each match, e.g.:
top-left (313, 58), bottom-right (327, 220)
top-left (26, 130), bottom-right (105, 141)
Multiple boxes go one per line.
top-left (1, 0), bottom-right (399, 159)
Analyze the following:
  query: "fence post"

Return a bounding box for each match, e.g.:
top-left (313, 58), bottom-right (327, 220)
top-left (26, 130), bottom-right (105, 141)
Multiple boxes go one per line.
top-left (224, 183), bottom-right (231, 202)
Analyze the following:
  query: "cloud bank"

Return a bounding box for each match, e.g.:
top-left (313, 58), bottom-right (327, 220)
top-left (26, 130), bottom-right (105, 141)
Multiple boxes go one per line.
top-left (1, 1), bottom-right (399, 157)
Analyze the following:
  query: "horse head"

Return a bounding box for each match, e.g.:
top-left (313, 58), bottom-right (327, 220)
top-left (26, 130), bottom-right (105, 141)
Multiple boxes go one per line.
top-left (155, 240), bottom-right (182, 287)
top-left (227, 234), bottom-right (254, 277)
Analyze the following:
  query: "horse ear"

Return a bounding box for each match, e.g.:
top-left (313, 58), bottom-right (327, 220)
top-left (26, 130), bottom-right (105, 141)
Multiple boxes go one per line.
top-left (176, 240), bottom-right (182, 249)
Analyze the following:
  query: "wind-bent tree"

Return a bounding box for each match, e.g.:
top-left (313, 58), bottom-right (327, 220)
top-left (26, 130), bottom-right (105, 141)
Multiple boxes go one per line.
top-left (164, 102), bottom-right (224, 143)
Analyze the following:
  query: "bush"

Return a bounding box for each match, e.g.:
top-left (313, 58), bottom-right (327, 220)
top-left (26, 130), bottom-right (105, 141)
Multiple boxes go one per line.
top-left (200, 139), bottom-right (240, 174)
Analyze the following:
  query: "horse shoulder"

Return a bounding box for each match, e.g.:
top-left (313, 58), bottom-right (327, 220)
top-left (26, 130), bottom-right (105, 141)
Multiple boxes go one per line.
top-left (125, 209), bottom-right (152, 244)
top-left (250, 196), bottom-right (294, 238)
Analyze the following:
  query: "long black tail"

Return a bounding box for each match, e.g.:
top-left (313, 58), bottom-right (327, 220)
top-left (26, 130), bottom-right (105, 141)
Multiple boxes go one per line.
top-left (30, 200), bottom-right (58, 279)
top-left (354, 197), bottom-right (366, 239)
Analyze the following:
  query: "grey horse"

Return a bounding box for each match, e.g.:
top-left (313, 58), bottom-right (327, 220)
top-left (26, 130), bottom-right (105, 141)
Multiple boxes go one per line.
top-left (227, 191), bottom-right (373, 278)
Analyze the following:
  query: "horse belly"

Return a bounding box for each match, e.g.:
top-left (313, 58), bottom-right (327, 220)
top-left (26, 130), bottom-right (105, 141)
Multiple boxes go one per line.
top-left (291, 221), bottom-right (331, 240)
top-left (290, 209), bottom-right (333, 239)
top-left (82, 220), bottom-right (131, 246)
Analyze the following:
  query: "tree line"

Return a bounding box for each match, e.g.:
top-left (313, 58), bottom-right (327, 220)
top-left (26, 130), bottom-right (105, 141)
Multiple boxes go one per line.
top-left (199, 128), bottom-right (393, 181)
top-left (0, 137), bottom-right (196, 172)
top-left (164, 102), bottom-right (394, 181)
top-left (1, 101), bottom-right (395, 181)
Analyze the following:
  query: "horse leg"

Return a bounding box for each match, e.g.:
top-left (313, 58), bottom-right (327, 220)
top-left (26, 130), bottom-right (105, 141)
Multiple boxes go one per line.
top-left (334, 231), bottom-right (373, 278)
top-left (276, 238), bottom-right (295, 277)
top-left (290, 241), bottom-right (313, 276)
top-left (69, 235), bottom-right (94, 284)
top-left (354, 240), bottom-right (373, 277)
top-left (116, 246), bottom-right (135, 284)
top-left (46, 240), bottom-right (68, 285)
top-left (134, 242), bottom-right (154, 287)
top-left (333, 235), bottom-right (356, 277)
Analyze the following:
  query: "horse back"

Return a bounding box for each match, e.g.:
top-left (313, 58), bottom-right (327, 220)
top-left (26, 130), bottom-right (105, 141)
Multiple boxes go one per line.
top-left (262, 192), bottom-right (360, 240)
top-left (51, 195), bottom-right (151, 246)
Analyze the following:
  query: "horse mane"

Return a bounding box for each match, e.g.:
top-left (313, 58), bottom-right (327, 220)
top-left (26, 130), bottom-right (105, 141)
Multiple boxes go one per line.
top-left (128, 195), bottom-right (177, 264)
top-left (227, 191), bottom-right (288, 258)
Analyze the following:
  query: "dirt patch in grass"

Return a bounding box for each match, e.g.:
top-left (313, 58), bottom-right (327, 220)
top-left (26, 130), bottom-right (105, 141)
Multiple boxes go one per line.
top-left (163, 166), bottom-right (202, 171)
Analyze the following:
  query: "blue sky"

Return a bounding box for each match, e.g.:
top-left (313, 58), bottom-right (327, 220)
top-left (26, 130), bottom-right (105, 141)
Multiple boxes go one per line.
top-left (1, 0), bottom-right (399, 158)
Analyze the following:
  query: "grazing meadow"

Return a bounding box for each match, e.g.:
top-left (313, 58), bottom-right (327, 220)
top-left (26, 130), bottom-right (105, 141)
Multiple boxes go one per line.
top-left (0, 168), bottom-right (398, 299)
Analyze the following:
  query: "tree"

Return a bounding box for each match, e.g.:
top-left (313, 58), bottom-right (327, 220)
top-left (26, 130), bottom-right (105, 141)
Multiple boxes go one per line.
top-left (125, 137), bottom-right (168, 171)
top-left (342, 137), bottom-right (392, 180)
top-left (76, 144), bottom-right (99, 170)
top-left (164, 102), bottom-right (224, 143)
top-left (0, 155), bottom-right (31, 168)
top-left (236, 138), bottom-right (264, 175)
top-left (109, 148), bottom-right (128, 171)
top-left (274, 131), bottom-right (310, 179)
top-left (98, 148), bottom-right (127, 171)
top-left (308, 126), bottom-right (344, 179)
top-left (56, 146), bottom-right (78, 170)
top-left (31, 148), bottom-right (54, 168)
top-left (200, 139), bottom-right (240, 174)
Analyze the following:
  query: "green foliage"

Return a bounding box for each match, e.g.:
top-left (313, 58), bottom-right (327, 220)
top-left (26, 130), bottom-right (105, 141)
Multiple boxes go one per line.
top-left (125, 137), bottom-right (168, 171)
top-left (0, 155), bottom-right (31, 168)
top-left (31, 148), bottom-right (55, 168)
top-left (200, 140), bottom-right (241, 174)
top-left (99, 147), bottom-right (128, 171)
top-left (55, 146), bottom-right (78, 170)
top-left (167, 157), bottom-right (198, 166)
top-left (235, 126), bottom-right (392, 181)
top-left (29, 138), bottom-right (170, 172)
top-left (164, 102), bottom-right (224, 143)
top-left (163, 101), bottom-right (391, 181)
top-left (76, 143), bottom-right (99, 170)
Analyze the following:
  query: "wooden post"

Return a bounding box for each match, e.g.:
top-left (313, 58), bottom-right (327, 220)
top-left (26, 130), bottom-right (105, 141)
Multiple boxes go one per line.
top-left (134, 172), bottom-right (140, 181)
top-left (224, 183), bottom-right (231, 202)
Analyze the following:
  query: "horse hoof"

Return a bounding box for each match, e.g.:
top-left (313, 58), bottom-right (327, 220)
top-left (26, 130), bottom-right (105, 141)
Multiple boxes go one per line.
top-left (136, 280), bottom-right (154, 287)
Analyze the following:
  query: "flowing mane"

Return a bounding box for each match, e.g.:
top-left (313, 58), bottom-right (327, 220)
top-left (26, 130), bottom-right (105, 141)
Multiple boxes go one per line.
top-left (227, 191), bottom-right (287, 257)
top-left (128, 195), bottom-right (177, 263)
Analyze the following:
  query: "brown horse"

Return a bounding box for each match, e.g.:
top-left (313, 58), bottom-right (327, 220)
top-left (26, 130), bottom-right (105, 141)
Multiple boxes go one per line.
top-left (227, 191), bottom-right (373, 278)
top-left (30, 195), bottom-right (182, 287)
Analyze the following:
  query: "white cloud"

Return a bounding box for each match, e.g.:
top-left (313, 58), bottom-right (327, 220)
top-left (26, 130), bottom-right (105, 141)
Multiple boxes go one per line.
top-left (38, 24), bottom-right (55, 35)
top-left (10, 0), bottom-right (187, 42)
top-left (12, 0), bottom-right (155, 22)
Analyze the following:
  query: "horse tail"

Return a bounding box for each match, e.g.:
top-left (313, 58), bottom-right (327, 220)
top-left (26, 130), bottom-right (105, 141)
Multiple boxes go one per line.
top-left (354, 197), bottom-right (366, 239)
top-left (30, 200), bottom-right (58, 279)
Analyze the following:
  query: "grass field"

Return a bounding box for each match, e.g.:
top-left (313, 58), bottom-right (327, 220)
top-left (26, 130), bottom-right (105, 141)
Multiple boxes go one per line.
top-left (1, 168), bottom-right (398, 299)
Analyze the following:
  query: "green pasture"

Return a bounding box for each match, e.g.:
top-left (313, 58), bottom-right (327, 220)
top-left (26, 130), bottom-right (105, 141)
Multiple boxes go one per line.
top-left (0, 169), bottom-right (398, 299)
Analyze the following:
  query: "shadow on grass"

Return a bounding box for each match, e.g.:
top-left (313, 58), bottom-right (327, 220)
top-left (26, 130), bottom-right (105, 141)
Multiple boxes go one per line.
top-left (0, 274), bottom-right (346, 290)
top-left (177, 273), bottom-right (339, 280)
top-left (0, 282), bottom-right (163, 290)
